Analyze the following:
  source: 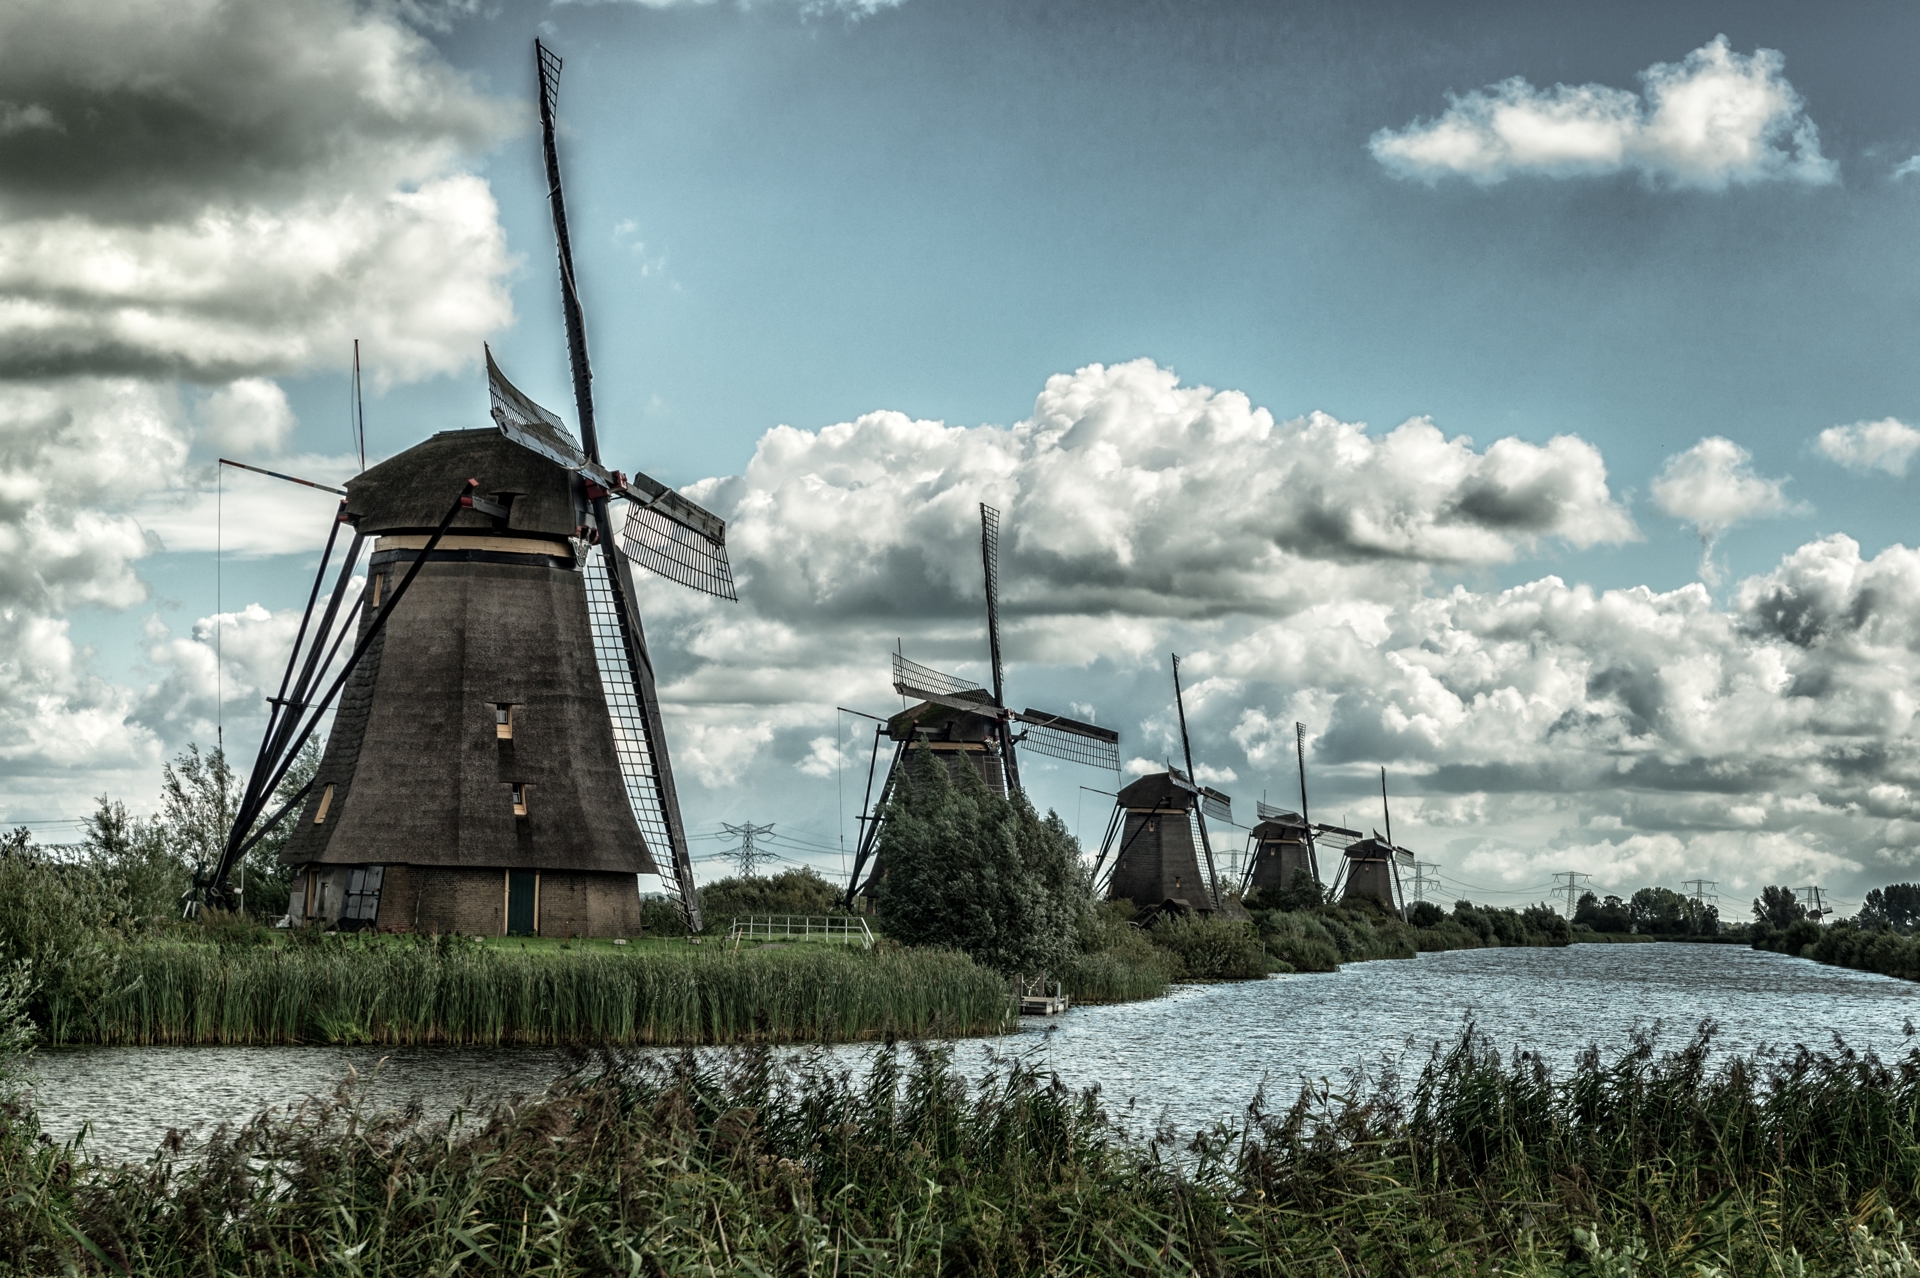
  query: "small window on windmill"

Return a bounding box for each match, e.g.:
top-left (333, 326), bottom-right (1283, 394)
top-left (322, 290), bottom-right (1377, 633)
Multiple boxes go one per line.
top-left (369, 573), bottom-right (384, 609)
top-left (494, 704), bottom-right (515, 740)
top-left (511, 783), bottom-right (529, 816)
top-left (314, 784), bottom-right (335, 824)
top-left (342, 866), bottom-right (384, 924)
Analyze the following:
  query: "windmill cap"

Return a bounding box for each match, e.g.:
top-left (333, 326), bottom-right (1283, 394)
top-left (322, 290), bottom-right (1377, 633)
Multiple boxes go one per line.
top-left (345, 430), bottom-right (579, 538)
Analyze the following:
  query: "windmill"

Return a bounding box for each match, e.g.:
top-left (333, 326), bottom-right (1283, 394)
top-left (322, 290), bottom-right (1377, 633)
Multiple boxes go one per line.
top-left (198, 39), bottom-right (735, 937)
top-left (842, 502), bottom-right (1121, 905)
top-left (1326, 768), bottom-right (1412, 918)
top-left (1241, 721), bottom-right (1321, 899)
top-left (1087, 654), bottom-right (1237, 918)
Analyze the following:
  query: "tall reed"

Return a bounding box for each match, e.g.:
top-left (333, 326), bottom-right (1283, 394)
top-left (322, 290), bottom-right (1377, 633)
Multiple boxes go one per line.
top-left (51, 937), bottom-right (1012, 1046)
top-left (8, 1022), bottom-right (1920, 1275)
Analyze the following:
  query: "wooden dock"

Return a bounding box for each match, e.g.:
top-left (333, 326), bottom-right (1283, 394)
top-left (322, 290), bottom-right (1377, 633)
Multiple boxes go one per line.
top-left (1019, 992), bottom-right (1071, 1015)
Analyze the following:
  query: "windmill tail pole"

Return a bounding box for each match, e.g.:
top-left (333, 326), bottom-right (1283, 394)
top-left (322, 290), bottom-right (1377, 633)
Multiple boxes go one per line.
top-left (208, 481), bottom-right (476, 909)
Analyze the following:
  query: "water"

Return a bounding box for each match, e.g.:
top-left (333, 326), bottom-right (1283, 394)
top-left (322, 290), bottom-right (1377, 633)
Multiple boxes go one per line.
top-left (25, 943), bottom-right (1920, 1161)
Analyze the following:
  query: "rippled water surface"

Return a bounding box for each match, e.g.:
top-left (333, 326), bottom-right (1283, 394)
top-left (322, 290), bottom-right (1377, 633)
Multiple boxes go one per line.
top-left (28, 943), bottom-right (1920, 1161)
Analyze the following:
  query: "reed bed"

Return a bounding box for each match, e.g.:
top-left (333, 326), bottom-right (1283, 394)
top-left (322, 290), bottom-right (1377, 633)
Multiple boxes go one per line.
top-left (8, 1021), bottom-right (1920, 1275)
top-left (52, 937), bottom-right (1012, 1046)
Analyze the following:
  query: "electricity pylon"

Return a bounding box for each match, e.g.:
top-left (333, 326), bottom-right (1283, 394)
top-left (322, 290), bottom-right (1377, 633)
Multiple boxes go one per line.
top-left (1552, 871), bottom-right (1593, 919)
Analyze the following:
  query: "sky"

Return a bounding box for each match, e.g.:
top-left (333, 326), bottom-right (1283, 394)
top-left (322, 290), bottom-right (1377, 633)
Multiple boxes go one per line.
top-left (9, 0), bottom-right (1920, 915)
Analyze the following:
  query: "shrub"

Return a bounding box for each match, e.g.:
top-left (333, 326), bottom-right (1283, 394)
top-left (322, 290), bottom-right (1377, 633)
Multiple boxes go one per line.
top-left (1147, 913), bottom-right (1272, 981)
top-left (700, 867), bottom-right (847, 923)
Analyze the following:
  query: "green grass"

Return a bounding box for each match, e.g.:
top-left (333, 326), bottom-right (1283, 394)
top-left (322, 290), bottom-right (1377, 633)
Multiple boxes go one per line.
top-left (8, 1022), bottom-right (1920, 1275)
top-left (43, 935), bottom-right (1012, 1047)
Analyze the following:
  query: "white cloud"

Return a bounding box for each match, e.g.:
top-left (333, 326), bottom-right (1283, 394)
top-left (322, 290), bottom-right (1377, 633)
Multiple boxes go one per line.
top-left (0, 0), bottom-right (514, 788)
top-left (1816, 418), bottom-right (1920, 477)
top-left (706, 359), bottom-right (1633, 632)
top-left (1652, 436), bottom-right (1799, 542)
top-left (197, 380), bottom-right (297, 456)
top-left (1371, 36), bottom-right (1835, 189)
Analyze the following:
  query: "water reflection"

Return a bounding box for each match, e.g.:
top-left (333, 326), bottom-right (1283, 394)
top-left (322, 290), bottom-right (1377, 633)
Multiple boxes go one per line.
top-left (26, 943), bottom-right (1919, 1162)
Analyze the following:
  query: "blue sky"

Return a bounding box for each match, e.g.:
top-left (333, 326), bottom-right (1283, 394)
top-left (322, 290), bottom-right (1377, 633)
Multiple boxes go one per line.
top-left (11, 0), bottom-right (1920, 910)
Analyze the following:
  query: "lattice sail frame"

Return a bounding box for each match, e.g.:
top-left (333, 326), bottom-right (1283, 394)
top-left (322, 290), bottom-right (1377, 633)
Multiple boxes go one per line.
top-left (582, 549), bottom-right (682, 907)
top-left (892, 652), bottom-right (990, 704)
top-left (1256, 800), bottom-right (1302, 824)
top-left (618, 502), bottom-right (736, 601)
top-left (1016, 710), bottom-right (1120, 772)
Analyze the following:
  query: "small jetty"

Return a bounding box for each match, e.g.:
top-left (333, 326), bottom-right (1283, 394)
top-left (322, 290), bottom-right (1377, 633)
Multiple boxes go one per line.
top-left (1017, 974), bottom-right (1070, 1015)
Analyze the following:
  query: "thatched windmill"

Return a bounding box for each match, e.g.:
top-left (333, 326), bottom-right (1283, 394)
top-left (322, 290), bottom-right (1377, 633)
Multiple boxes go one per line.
top-left (1087, 655), bottom-right (1235, 918)
top-left (843, 503), bottom-right (1121, 906)
top-left (199, 41), bottom-right (734, 937)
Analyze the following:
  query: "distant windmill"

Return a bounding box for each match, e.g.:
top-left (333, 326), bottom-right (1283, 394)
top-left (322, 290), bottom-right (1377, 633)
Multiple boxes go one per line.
top-left (1240, 721), bottom-right (1322, 898)
top-left (843, 503), bottom-right (1120, 905)
top-left (198, 40), bottom-right (736, 937)
top-left (1088, 654), bottom-right (1236, 918)
top-left (1327, 768), bottom-right (1413, 918)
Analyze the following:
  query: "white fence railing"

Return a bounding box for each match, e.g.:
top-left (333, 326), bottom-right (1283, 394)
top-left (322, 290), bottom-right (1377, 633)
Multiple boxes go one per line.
top-left (728, 914), bottom-right (874, 949)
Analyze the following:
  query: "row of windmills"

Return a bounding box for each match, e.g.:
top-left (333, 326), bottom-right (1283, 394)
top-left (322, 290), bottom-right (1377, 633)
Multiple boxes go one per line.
top-left (198, 36), bottom-right (1417, 939)
top-left (841, 506), bottom-right (1420, 923)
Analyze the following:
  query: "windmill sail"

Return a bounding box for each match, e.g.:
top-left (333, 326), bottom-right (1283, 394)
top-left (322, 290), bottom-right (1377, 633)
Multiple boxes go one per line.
top-left (487, 347), bottom-right (736, 602)
top-left (618, 490), bottom-right (735, 600)
top-left (533, 37), bottom-right (726, 932)
top-left (892, 652), bottom-right (991, 705)
top-left (1013, 709), bottom-right (1120, 772)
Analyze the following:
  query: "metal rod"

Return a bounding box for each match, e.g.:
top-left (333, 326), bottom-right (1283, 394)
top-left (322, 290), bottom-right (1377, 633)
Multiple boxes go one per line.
top-left (1296, 721), bottom-right (1319, 885)
top-left (219, 458), bottom-right (347, 496)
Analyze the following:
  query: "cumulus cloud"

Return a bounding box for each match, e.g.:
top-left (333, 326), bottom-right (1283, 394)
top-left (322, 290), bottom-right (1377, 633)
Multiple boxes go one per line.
top-left (197, 380), bottom-right (297, 456)
top-left (0, 0), bottom-right (513, 383)
top-left (703, 359), bottom-right (1633, 634)
top-left (1817, 418), bottom-right (1920, 477)
top-left (0, 0), bottom-right (513, 795)
top-left (1651, 436), bottom-right (1800, 558)
top-left (609, 367), bottom-right (1920, 897)
top-left (1371, 36), bottom-right (1835, 189)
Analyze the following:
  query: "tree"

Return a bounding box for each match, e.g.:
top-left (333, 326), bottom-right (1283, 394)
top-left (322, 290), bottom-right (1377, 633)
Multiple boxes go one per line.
top-left (1753, 885), bottom-right (1806, 929)
top-left (82, 797), bottom-right (186, 931)
top-left (873, 750), bottom-right (1084, 976)
top-left (1573, 891), bottom-right (1632, 933)
top-left (1859, 884), bottom-right (1920, 934)
top-left (1629, 886), bottom-right (1692, 936)
top-left (147, 740), bottom-right (316, 921)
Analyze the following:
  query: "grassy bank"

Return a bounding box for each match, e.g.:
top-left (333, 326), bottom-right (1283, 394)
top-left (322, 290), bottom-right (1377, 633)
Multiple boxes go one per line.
top-left (7, 1023), bottom-right (1920, 1275)
top-left (41, 935), bottom-right (1012, 1046)
top-left (1755, 917), bottom-right (1920, 982)
top-left (1059, 895), bottom-right (1576, 1003)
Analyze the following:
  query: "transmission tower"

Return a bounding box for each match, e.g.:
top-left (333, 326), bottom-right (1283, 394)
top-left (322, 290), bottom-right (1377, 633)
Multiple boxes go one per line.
top-left (1551, 871), bottom-right (1593, 919)
top-left (1410, 861), bottom-right (1441, 903)
top-left (1683, 878), bottom-right (1717, 905)
top-left (721, 822), bottom-right (777, 878)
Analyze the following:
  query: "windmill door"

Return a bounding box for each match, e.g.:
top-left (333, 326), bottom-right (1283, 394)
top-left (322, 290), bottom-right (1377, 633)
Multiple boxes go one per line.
top-left (507, 871), bottom-right (539, 936)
